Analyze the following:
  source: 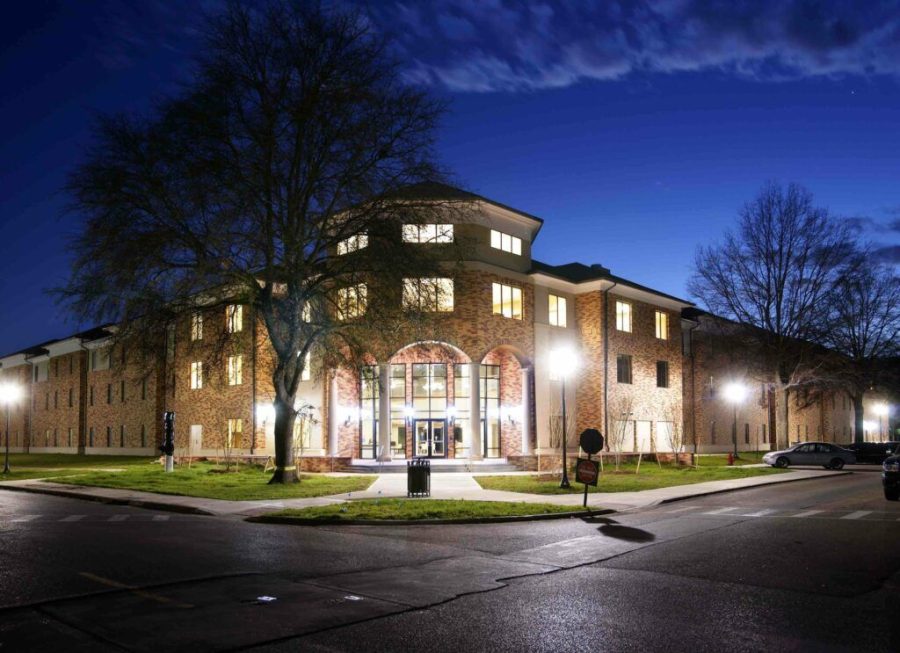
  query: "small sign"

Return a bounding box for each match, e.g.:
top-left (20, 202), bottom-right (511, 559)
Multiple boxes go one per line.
top-left (575, 458), bottom-right (600, 486)
top-left (579, 429), bottom-right (604, 455)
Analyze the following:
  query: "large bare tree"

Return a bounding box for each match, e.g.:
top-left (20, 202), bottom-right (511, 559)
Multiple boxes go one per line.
top-left (690, 183), bottom-right (857, 449)
top-left (60, 2), bottom-right (463, 482)
top-left (825, 261), bottom-right (900, 442)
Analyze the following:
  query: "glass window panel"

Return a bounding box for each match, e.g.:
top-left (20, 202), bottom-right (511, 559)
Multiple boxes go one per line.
top-left (491, 229), bottom-right (501, 249)
top-left (492, 283), bottom-right (503, 315)
top-left (512, 236), bottom-right (522, 255)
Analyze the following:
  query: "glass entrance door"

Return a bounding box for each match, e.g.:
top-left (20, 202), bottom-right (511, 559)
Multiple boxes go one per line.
top-left (414, 419), bottom-right (447, 458)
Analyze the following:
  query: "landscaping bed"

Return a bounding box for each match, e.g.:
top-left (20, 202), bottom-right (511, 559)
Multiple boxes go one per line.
top-left (475, 463), bottom-right (785, 495)
top-left (259, 498), bottom-right (591, 523)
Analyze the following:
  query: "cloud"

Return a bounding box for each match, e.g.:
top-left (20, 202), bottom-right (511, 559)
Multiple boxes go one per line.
top-left (873, 245), bottom-right (900, 264)
top-left (363, 0), bottom-right (900, 92)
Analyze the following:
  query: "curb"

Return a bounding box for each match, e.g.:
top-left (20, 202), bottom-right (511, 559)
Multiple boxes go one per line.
top-left (0, 483), bottom-right (216, 516)
top-left (247, 507), bottom-right (616, 526)
top-left (656, 470), bottom-right (853, 506)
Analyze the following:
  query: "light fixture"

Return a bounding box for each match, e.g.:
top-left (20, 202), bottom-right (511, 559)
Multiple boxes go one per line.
top-left (403, 405), bottom-right (415, 423)
top-left (874, 403), bottom-right (889, 417)
top-left (548, 346), bottom-right (579, 380)
top-left (446, 405), bottom-right (457, 424)
top-left (0, 383), bottom-right (22, 405)
top-left (722, 382), bottom-right (748, 405)
top-left (343, 406), bottom-right (360, 426)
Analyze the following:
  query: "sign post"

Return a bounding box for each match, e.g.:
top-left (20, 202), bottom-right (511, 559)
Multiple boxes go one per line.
top-left (577, 429), bottom-right (604, 508)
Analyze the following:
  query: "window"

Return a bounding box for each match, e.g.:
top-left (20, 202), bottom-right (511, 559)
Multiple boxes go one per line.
top-left (301, 351), bottom-right (311, 382)
top-left (492, 283), bottom-right (523, 319)
top-left (227, 355), bottom-right (243, 386)
top-left (89, 386), bottom-right (94, 407)
top-left (106, 426), bottom-right (112, 447)
top-left (402, 278), bottom-right (454, 312)
top-left (617, 354), bottom-right (632, 384)
top-left (191, 312), bottom-right (203, 341)
top-left (190, 362), bottom-right (203, 389)
top-left (33, 361), bottom-right (49, 382)
top-left (548, 294), bottom-right (567, 327)
top-left (337, 233), bottom-right (368, 254)
top-left (655, 311), bottom-right (668, 340)
top-left (402, 224), bottom-right (454, 243)
top-left (226, 419), bottom-right (242, 448)
top-left (141, 379), bottom-right (147, 401)
top-left (301, 303), bottom-right (312, 323)
top-left (90, 348), bottom-right (110, 372)
top-left (490, 229), bottom-right (522, 255)
top-left (67, 427), bottom-right (73, 448)
top-left (89, 427), bottom-right (94, 447)
top-left (106, 384), bottom-right (112, 404)
top-left (226, 304), bottom-right (243, 333)
top-left (54, 391), bottom-right (58, 409)
top-left (615, 301), bottom-right (632, 332)
top-left (120, 380), bottom-right (125, 403)
top-left (120, 425), bottom-right (125, 447)
top-left (360, 366), bottom-right (379, 459)
top-left (656, 361), bottom-right (669, 388)
top-left (68, 388), bottom-right (73, 408)
top-left (141, 424), bottom-right (146, 448)
top-left (337, 284), bottom-right (367, 320)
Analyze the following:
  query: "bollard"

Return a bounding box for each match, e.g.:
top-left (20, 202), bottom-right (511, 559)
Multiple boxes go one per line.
top-left (161, 411), bottom-right (175, 472)
top-left (727, 452), bottom-right (734, 466)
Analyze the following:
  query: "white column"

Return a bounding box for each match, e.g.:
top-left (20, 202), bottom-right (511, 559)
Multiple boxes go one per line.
top-left (377, 364), bottom-right (391, 461)
top-left (328, 373), bottom-right (339, 457)
top-left (521, 367), bottom-right (531, 456)
top-left (469, 362), bottom-right (482, 459)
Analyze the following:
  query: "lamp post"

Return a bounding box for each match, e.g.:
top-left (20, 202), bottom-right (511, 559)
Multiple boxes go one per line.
top-left (0, 382), bottom-right (23, 474)
top-left (722, 382), bottom-right (747, 459)
top-left (549, 347), bottom-right (579, 489)
top-left (874, 403), bottom-right (889, 440)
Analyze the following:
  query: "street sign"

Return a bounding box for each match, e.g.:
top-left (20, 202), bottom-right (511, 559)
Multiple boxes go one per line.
top-left (575, 458), bottom-right (600, 486)
top-left (579, 428), bottom-right (604, 455)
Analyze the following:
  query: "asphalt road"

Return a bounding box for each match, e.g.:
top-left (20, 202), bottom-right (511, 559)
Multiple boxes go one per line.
top-left (1, 472), bottom-right (897, 652)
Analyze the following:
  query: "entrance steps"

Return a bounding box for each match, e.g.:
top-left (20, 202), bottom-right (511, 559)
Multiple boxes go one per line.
top-left (347, 458), bottom-right (518, 474)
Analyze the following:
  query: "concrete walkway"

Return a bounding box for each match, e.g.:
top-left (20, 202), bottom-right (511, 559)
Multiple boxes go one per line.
top-left (0, 467), bottom-right (850, 518)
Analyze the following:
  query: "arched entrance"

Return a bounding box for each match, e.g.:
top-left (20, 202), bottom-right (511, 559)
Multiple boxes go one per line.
top-left (480, 346), bottom-right (531, 459)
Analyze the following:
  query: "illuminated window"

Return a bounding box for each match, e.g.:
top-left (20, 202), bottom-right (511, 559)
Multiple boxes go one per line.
top-left (490, 229), bottom-right (522, 255)
top-left (190, 362), bottom-right (203, 389)
top-left (301, 303), bottom-right (312, 322)
top-left (337, 233), bottom-right (368, 254)
top-left (227, 355), bottom-right (243, 386)
top-left (226, 418), bottom-right (242, 448)
top-left (89, 349), bottom-right (109, 372)
top-left (548, 294), bottom-right (567, 327)
top-left (226, 304), bottom-right (243, 333)
top-left (402, 224), bottom-right (454, 243)
top-left (301, 351), bottom-right (311, 381)
top-left (191, 312), bottom-right (203, 341)
top-left (402, 278), bottom-right (454, 312)
top-left (655, 311), bottom-right (668, 340)
top-left (615, 301), bottom-right (632, 332)
top-left (492, 283), bottom-right (523, 319)
top-left (337, 284), bottom-right (367, 320)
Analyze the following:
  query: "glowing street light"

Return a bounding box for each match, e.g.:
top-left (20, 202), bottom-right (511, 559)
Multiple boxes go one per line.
top-left (722, 381), bottom-right (747, 459)
top-left (874, 403), bottom-right (889, 439)
top-left (549, 347), bottom-right (579, 489)
top-left (0, 382), bottom-right (23, 475)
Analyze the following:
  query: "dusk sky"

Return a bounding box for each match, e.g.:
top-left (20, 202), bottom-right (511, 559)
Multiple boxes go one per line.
top-left (2, 1), bottom-right (899, 355)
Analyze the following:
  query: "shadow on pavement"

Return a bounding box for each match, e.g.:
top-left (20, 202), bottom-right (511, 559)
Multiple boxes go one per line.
top-left (581, 516), bottom-right (656, 542)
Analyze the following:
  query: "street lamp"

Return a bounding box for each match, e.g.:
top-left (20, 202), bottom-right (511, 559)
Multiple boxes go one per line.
top-left (874, 403), bottom-right (889, 440)
top-left (0, 382), bottom-right (23, 474)
top-left (722, 381), bottom-right (747, 459)
top-left (549, 347), bottom-right (579, 489)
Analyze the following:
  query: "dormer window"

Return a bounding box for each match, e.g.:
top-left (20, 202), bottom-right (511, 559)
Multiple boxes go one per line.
top-left (337, 233), bottom-right (368, 254)
top-left (490, 229), bottom-right (522, 255)
top-left (403, 224), bottom-right (454, 243)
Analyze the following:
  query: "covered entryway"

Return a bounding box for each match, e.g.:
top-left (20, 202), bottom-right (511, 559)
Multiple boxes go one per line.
top-left (414, 419), bottom-right (448, 458)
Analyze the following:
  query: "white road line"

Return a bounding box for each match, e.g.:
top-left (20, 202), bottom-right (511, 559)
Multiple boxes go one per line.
top-left (791, 510), bottom-right (824, 518)
top-left (61, 515), bottom-right (86, 522)
top-left (741, 509), bottom-right (775, 517)
top-left (152, 515), bottom-right (170, 522)
top-left (11, 515), bottom-right (40, 522)
top-left (840, 510), bottom-right (872, 520)
top-left (702, 507), bottom-right (738, 515)
top-left (666, 506), bottom-right (697, 513)
top-left (109, 515), bottom-right (129, 522)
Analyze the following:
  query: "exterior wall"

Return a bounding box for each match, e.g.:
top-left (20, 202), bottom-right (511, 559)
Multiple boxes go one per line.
top-left (0, 363), bottom-right (31, 451)
top-left (29, 352), bottom-right (83, 451)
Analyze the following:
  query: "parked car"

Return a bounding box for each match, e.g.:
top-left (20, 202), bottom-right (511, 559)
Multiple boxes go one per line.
top-left (841, 441), bottom-right (900, 465)
top-left (762, 442), bottom-right (856, 470)
top-left (882, 444), bottom-right (900, 501)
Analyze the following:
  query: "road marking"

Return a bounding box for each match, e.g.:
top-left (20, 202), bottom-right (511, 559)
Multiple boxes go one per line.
top-left (791, 510), bottom-right (824, 518)
top-left (741, 509), bottom-right (775, 517)
top-left (78, 572), bottom-right (193, 608)
top-left (61, 515), bottom-right (86, 522)
top-left (840, 511), bottom-right (872, 520)
top-left (152, 514), bottom-right (170, 521)
top-left (109, 515), bottom-right (129, 522)
top-left (702, 507), bottom-right (738, 515)
top-left (666, 506), bottom-right (697, 513)
top-left (10, 515), bottom-right (40, 522)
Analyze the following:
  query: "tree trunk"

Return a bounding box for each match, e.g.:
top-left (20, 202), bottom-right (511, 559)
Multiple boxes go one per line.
top-left (852, 394), bottom-right (865, 445)
top-left (268, 394), bottom-right (299, 484)
top-left (775, 381), bottom-right (790, 450)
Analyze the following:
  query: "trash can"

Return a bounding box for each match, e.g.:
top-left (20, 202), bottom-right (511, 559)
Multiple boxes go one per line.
top-left (407, 458), bottom-right (431, 497)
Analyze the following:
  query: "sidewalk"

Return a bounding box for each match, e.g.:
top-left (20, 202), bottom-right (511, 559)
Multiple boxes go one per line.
top-left (0, 469), bottom-right (849, 518)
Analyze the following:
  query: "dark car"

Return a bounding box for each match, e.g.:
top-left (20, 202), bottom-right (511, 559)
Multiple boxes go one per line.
top-left (883, 444), bottom-right (900, 501)
top-left (841, 441), bottom-right (900, 465)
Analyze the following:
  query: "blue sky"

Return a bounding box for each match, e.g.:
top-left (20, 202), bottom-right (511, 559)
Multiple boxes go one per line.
top-left (1, 0), bottom-right (898, 354)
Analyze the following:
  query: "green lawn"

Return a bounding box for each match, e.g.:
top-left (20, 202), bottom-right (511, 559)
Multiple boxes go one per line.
top-left (697, 451), bottom-right (767, 466)
top-left (0, 453), bottom-right (152, 481)
top-left (267, 498), bottom-right (581, 522)
top-left (476, 463), bottom-right (785, 495)
top-left (58, 462), bottom-right (375, 501)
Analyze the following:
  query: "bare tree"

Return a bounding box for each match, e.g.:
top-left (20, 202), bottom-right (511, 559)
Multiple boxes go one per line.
top-left (662, 400), bottom-right (684, 465)
top-left (59, 2), bottom-right (465, 483)
top-left (690, 183), bottom-right (857, 449)
top-left (607, 394), bottom-right (634, 471)
top-left (825, 261), bottom-right (900, 442)
top-left (290, 402), bottom-right (319, 479)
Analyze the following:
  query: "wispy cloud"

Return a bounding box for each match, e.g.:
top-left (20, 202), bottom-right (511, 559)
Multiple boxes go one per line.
top-left (364, 1), bottom-right (900, 92)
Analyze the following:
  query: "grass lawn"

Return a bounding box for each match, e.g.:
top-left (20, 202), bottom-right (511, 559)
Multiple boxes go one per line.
top-left (267, 498), bottom-right (581, 522)
top-left (0, 453), bottom-right (152, 481)
top-left (698, 451), bottom-right (768, 466)
top-left (476, 462), bottom-right (785, 495)
top-left (59, 462), bottom-right (375, 501)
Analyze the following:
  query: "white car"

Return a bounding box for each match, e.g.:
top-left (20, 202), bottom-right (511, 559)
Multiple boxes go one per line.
top-left (762, 442), bottom-right (856, 470)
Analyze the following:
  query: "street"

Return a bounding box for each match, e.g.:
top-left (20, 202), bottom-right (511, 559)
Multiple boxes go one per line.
top-left (1, 472), bottom-right (898, 652)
